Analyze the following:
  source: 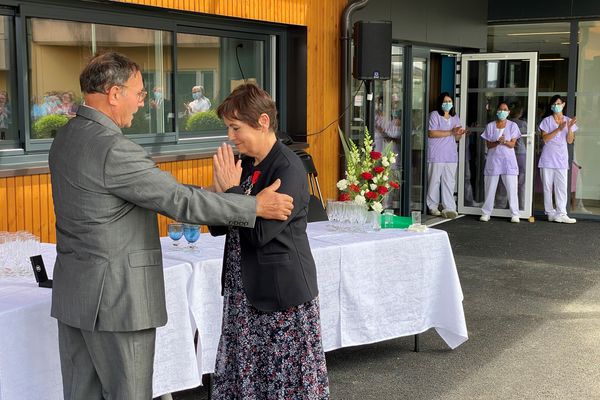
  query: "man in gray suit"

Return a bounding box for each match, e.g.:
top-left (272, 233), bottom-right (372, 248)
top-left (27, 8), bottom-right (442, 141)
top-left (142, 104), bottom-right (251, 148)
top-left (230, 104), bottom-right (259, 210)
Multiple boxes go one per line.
top-left (48, 52), bottom-right (293, 400)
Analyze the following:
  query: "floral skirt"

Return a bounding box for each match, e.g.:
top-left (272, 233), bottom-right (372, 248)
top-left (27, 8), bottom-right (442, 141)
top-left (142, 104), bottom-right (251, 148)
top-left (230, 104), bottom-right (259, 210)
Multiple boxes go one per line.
top-left (212, 229), bottom-right (329, 400)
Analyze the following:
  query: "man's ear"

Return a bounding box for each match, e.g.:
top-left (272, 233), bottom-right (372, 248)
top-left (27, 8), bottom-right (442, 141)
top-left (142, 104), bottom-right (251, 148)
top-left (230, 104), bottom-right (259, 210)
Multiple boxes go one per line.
top-left (106, 86), bottom-right (120, 106)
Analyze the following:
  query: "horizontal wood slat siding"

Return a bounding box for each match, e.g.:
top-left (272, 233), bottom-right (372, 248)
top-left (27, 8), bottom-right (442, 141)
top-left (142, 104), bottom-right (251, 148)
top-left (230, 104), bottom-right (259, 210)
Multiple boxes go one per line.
top-left (1, 0), bottom-right (345, 242)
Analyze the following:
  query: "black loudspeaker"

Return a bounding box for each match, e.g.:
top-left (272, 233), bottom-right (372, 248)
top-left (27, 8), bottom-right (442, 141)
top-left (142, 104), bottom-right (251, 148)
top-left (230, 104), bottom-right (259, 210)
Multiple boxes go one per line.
top-left (353, 20), bottom-right (392, 80)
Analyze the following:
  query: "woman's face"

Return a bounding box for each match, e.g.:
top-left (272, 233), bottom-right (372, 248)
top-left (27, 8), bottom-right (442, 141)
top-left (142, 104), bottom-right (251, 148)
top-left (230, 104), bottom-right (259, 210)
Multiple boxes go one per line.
top-left (497, 103), bottom-right (510, 113)
top-left (223, 116), bottom-right (265, 157)
top-left (442, 96), bottom-right (452, 105)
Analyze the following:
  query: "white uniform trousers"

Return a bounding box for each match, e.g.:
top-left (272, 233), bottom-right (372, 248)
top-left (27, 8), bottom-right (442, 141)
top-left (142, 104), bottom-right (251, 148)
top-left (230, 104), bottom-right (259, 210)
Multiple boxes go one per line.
top-left (540, 167), bottom-right (568, 217)
top-left (427, 162), bottom-right (457, 212)
top-left (481, 174), bottom-right (519, 216)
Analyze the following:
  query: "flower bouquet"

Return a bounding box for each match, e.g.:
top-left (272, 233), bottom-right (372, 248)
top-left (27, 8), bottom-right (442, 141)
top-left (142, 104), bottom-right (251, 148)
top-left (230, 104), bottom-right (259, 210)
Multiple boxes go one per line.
top-left (336, 126), bottom-right (399, 213)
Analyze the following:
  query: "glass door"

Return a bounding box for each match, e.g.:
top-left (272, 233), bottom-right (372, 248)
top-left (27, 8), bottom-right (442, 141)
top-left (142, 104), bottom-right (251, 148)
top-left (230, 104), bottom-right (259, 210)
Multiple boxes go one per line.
top-left (458, 52), bottom-right (538, 219)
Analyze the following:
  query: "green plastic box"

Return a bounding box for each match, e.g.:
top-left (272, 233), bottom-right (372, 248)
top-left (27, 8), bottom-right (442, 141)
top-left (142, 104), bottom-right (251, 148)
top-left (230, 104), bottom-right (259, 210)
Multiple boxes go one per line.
top-left (380, 215), bottom-right (412, 229)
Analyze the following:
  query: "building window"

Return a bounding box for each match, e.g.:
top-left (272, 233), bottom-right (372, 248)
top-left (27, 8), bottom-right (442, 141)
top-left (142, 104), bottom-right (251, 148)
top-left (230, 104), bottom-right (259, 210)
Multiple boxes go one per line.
top-left (175, 32), bottom-right (264, 138)
top-left (27, 18), bottom-right (173, 140)
top-left (0, 2), bottom-right (283, 167)
top-left (0, 15), bottom-right (17, 149)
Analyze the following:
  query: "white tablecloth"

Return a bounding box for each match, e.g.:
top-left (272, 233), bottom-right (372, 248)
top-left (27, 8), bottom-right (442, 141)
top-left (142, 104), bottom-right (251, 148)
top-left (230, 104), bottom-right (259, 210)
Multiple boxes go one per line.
top-left (0, 222), bottom-right (467, 400)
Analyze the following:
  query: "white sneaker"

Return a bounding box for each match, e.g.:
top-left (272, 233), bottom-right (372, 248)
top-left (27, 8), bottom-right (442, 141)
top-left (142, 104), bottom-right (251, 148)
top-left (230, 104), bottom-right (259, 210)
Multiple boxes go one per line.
top-left (480, 214), bottom-right (490, 222)
top-left (442, 209), bottom-right (458, 219)
top-left (510, 216), bottom-right (520, 223)
top-left (429, 208), bottom-right (441, 216)
top-left (548, 214), bottom-right (556, 222)
top-left (554, 214), bottom-right (577, 224)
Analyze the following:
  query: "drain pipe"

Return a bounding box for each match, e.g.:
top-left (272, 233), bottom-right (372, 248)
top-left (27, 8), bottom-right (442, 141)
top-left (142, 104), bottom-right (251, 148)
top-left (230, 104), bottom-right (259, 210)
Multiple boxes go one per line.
top-left (341, 0), bottom-right (369, 139)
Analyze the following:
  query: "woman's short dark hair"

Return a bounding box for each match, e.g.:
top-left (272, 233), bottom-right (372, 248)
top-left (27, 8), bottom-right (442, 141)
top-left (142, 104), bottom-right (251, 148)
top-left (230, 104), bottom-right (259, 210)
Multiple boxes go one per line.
top-left (217, 83), bottom-right (278, 132)
top-left (543, 94), bottom-right (566, 118)
top-left (436, 92), bottom-right (455, 117)
top-left (497, 100), bottom-right (509, 110)
top-left (79, 52), bottom-right (141, 95)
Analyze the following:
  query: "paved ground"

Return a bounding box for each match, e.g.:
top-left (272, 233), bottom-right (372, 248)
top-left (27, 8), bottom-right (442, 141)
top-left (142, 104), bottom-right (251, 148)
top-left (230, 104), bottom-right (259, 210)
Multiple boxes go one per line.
top-left (167, 215), bottom-right (600, 399)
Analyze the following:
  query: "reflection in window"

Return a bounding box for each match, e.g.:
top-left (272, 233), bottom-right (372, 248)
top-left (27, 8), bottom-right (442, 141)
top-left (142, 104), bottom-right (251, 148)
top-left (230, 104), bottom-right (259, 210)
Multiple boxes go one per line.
top-left (0, 16), bottom-right (17, 148)
top-left (27, 18), bottom-right (173, 138)
top-left (176, 33), bottom-right (264, 136)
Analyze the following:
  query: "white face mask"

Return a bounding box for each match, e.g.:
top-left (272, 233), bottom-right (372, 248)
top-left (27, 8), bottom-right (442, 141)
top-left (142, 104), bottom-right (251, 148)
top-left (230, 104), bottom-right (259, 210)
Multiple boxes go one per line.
top-left (551, 103), bottom-right (564, 113)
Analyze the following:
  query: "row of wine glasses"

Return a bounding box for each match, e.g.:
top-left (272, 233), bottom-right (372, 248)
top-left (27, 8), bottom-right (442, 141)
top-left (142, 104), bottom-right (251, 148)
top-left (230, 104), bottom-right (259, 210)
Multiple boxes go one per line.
top-left (0, 231), bottom-right (41, 278)
top-left (167, 223), bottom-right (200, 249)
top-left (326, 201), bottom-right (373, 232)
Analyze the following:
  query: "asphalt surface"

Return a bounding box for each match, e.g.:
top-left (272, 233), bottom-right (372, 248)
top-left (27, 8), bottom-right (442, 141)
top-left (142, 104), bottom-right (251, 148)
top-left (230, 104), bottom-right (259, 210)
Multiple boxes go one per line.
top-left (167, 216), bottom-right (600, 399)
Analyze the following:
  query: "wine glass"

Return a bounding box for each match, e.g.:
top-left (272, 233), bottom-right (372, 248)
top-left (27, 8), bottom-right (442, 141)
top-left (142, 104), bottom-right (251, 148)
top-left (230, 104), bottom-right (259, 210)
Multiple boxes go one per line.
top-left (167, 223), bottom-right (184, 247)
top-left (183, 224), bottom-right (200, 249)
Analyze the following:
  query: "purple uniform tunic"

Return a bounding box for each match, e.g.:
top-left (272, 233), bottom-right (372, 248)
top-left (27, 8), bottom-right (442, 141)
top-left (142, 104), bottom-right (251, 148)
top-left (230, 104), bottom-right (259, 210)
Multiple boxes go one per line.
top-left (481, 120), bottom-right (521, 176)
top-left (538, 115), bottom-right (577, 169)
top-left (427, 111), bottom-right (461, 163)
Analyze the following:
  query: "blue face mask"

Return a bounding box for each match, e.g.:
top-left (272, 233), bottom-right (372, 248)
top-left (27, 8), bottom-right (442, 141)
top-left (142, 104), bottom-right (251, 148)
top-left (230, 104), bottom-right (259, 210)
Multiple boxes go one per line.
top-left (153, 91), bottom-right (162, 101)
top-left (551, 103), bottom-right (564, 113)
top-left (441, 102), bottom-right (453, 112)
top-left (497, 110), bottom-right (509, 120)
top-left (192, 92), bottom-right (202, 100)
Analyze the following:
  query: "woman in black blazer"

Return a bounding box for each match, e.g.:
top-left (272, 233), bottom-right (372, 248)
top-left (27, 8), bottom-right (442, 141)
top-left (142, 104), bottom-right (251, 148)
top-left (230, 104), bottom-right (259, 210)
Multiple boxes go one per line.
top-left (209, 83), bottom-right (329, 399)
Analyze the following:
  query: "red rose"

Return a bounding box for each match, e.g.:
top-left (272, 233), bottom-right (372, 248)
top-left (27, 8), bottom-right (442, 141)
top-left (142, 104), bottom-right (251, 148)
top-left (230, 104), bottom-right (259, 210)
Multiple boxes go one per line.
top-left (349, 183), bottom-right (361, 193)
top-left (370, 151), bottom-right (382, 160)
top-left (373, 166), bottom-right (385, 174)
top-left (361, 172), bottom-right (373, 180)
top-left (365, 191), bottom-right (379, 200)
top-left (389, 181), bottom-right (400, 189)
top-left (377, 186), bottom-right (389, 195)
top-left (339, 192), bottom-right (351, 201)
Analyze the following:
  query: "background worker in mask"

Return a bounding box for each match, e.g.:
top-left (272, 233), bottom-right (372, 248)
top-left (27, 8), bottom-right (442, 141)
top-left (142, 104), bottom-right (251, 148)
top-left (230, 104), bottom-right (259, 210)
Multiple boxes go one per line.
top-left (427, 92), bottom-right (465, 219)
top-left (479, 101), bottom-right (521, 223)
top-left (185, 85), bottom-right (211, 115)
top-left (538, 94), bottom-right (578, 224)
top-left (149, 86), bottom-right (174, 132)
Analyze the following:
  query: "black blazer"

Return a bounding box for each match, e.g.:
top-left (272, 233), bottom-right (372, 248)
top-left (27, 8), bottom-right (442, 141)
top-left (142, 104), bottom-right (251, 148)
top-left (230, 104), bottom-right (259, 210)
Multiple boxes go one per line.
top-left (210, 140), bottom-right (318, 312)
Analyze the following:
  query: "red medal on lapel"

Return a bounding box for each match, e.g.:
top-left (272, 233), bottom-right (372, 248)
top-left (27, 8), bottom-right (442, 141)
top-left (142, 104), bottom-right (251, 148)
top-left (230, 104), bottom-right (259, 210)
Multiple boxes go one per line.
top-left (245, 170), bottom-right (261, 195)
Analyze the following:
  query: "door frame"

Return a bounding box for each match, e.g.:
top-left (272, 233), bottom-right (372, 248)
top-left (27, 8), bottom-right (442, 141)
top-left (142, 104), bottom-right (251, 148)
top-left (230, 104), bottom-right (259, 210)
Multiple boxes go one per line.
top-left (457, 52), bottom-right (538, 219)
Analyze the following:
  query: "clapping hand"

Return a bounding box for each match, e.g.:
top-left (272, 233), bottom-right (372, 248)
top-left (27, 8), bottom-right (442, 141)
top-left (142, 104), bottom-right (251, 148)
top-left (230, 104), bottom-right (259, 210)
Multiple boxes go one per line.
top-left (558, 120), bottom-right (567, 130)
top-left (568, 117), bottom-right (577, 129)
top-left (452, 126), bottom-right (466, 138)
top-left (212, 143), bottom-right (242, 192)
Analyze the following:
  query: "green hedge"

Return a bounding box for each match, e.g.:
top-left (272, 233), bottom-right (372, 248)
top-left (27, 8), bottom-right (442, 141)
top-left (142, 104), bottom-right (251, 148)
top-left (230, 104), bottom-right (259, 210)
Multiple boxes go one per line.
top-left (31, 114), bottom-right (70, 139)
top-left (184, 110), bottom-right (225, 132)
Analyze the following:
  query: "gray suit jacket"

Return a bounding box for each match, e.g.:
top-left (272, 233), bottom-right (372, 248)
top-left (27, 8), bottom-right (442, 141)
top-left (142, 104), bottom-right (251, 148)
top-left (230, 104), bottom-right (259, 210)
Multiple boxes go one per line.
top-left (49, 106), bottom-right (256, 332)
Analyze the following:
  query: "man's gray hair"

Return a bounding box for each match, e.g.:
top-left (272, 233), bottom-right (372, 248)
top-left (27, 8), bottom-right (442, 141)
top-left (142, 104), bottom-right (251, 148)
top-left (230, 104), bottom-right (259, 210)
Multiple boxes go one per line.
top-left (79, 52), bottom-right (141, 94)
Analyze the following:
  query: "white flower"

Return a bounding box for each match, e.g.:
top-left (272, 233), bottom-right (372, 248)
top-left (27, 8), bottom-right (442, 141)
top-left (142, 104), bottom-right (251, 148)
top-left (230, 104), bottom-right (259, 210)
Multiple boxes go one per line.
top-left (371, 202), bottom-right (383, 213)
top-left (382, 159), bottom-right (390, 167)
top-left (337, 179), bottom-right (348, 190)
top-left (390, 156), bottom-right (396, 164)
top-left (360, 190), bottom-right (365, 195)
top-left (354, 195), bottom-right (366, 205)
top-left (370, 183), bottom-right (377, 191)
top-left (383, 175), bottom-right (388, 181)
